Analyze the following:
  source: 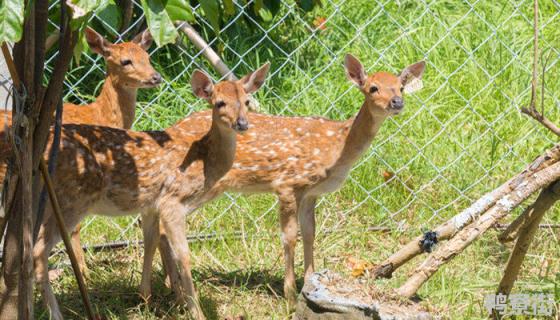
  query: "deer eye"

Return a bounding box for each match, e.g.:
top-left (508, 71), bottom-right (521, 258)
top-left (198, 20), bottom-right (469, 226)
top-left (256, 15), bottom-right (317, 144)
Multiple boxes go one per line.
top-left (369, 86), bottom-right (378, 93)
top-left (121, 59), bottom-right (132, 66)
top-left (245, 100), bottom-right (250, 106)
top-left (215, 101), bottom-right (226, 108)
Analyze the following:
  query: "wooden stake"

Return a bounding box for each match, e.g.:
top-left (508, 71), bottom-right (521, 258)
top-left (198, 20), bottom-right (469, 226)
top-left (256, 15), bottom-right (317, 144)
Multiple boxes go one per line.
top-left (497, 180), bottom-right (560, 296)
top-left (39, 159), bottom-right (96, 320)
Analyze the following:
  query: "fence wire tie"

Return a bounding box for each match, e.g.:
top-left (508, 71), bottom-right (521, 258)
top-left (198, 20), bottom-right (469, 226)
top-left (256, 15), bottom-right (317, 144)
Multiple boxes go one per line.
top-left (419, 230), bottom-right (438, 253)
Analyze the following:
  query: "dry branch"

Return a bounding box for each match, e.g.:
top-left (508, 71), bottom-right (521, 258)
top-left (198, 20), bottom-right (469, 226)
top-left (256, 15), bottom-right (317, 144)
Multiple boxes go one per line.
top-left (176, 21), bottom-right (261, 111)
top-left (177, 21), bottom-right (235, 79)
top-left (396, 160), bottom-right (560, 298)
top-left (520, 0), bottom-right (560, 138)
top-left (497, 180), bottom-right (560, 296)
top-left (372, 144), bottom-right (560, 279)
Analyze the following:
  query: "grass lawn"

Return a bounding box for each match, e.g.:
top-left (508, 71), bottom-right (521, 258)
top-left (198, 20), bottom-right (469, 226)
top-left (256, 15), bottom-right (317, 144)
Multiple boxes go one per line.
top-left (40, 0), bottom-right (559, 318)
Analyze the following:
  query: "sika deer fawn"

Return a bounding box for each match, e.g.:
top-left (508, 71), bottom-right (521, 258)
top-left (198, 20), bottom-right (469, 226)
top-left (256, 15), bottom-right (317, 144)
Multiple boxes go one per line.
top-left (0, 26), bottom-right (160, 272)
top-left (33, 63), bottom-right (270, 320)
top-left (157, 54), bottom-right (426, 304)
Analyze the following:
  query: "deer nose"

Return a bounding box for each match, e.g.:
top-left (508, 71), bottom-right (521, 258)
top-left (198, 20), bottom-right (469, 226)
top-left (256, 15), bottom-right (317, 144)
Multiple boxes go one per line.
top-left (390, 96), bottom-right (404, 109)
top-left (151, 73), bottom-right (162, 84)
top-left (235, 117), bottom-right (248, 131)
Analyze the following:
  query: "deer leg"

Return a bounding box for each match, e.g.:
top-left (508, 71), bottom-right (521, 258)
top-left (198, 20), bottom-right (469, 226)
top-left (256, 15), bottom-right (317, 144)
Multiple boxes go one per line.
top-left (278, 190), bottom-right (298, 305)
top-left (159, 209), bottom-right (205, 320)
top-left (33, 213), bottom-right (64, 320)
top-left (34, 205), bottom-right (85, 320)
top-left (139, 211), bottom-right (160, 301)
top-left (70, 223), bottom-right (88, 279)
top-left (159, 231), bottom-right (181, 291)
top-left (298, 196), bottom-right (317, 282)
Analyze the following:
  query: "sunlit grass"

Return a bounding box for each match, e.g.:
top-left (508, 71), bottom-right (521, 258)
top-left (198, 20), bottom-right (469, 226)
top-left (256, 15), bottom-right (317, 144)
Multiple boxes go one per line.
top-left (42, 0), bottom-right (560, 318)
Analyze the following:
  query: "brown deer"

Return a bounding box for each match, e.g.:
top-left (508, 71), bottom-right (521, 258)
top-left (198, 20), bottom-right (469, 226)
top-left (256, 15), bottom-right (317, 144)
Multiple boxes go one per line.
top-left (0, 26), bottom-right (160, 273)
top-left (32, 63), bottom-right (270, 320)
top-left (156, 54), bottom-right (425, 304)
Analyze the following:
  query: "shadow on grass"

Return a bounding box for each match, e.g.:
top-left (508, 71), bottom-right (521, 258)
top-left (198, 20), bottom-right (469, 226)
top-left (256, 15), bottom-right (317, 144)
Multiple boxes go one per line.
top-left (34, 269), bottom-right (220, 320)
top-left (194, 266), bottom-right (304, 299)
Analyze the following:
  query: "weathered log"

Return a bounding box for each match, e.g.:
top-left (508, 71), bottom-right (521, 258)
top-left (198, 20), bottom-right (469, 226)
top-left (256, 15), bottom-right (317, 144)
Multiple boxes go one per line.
top-left (396, 160), bottom-right (560, 298)
top-left (294, 271), bottom-right (432, 320)
top-left (372, 144), bottom-right (560, 279)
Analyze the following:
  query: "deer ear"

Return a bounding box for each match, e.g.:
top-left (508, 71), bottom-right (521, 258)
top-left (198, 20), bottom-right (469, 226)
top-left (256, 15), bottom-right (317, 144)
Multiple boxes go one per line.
top-left (191, 70), bottom-right (214, 100)
top-left (400, 61), bottom-right (426, 93)
top-left (241, 62), bottom-right (270, 94)
top-left (344, 54), bottom-right (367, 88)
top-left (84, 27), bottom-right (112, 56)
top-left (132, 29), bottom-right (153, 50)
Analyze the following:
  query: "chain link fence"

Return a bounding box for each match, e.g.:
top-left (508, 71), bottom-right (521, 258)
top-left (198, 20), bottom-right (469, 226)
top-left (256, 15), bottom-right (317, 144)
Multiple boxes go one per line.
top-left (2, 0), bottom-right (559, 252)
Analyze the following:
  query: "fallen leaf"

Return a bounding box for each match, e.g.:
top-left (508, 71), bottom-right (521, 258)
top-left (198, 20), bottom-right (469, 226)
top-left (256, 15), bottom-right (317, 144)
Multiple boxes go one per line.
top-left (382, 170), bottom-right (395, 182)
top-left (313, 16), bottom-right (327, 31)
top-left (347, 257), bottom-right (372, 277)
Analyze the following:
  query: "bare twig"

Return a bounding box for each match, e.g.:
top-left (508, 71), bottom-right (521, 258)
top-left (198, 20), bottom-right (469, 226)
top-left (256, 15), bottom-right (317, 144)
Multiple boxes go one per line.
top-left (521, 108), bottom-right (560, 137)
top-left (520, 0), bottom-right (560, 137)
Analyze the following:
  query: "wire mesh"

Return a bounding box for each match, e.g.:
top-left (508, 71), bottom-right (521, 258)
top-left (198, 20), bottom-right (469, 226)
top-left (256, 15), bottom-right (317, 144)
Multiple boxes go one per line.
top-left (1, 0), bottom-right (559, 252)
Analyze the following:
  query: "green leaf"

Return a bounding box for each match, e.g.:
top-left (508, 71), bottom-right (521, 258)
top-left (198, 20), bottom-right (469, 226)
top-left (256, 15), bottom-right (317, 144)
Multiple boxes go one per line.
top-left (258, 7), bottom-right (272, 22)
top-left (141, 0), bottom-right (179, 47)
top-left (67, 0), bottom-right (105, 31)
top-left (66, 0), bottom-right (102, 19)
top-left (200, 0), bottom-right (220, 32)
top-left (223, 0), bottom-right (235, 16)
top-left (254, 0), bottom-right (263, 16)
top-left (73, 30), bottom-right (88, 65)
top-left (96, 0), bottom-right (122, 32)
top-left (0, 0), bottom-right (25, 43)
top-left (263, 0), bottom-right (280, 16)
top-left (298, 0), bottom-right (315, 12)
top-left (166, 0), bottom-right (194, 22)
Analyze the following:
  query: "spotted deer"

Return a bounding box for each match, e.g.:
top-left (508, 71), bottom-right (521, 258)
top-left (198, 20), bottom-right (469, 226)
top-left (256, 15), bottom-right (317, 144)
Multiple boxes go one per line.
top-left (0, 26), bottom-right (160, 273)
top-left (156, 54), bottom-right (426, 304)
top-left (33, 63), bottom-right (270, 320)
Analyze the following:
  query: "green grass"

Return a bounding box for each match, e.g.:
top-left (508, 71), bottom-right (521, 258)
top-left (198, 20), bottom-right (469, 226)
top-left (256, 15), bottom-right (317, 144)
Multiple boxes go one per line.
top-left (44, 0), bottom-right (560, 318)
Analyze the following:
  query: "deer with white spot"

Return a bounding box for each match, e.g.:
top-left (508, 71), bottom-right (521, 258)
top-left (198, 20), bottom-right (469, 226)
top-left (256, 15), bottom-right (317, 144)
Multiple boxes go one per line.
top-left (32, 63), bottom-right (270, 320)
top-left (156, 54), bottom-right (425, 304)
top-left (0, 27), bottom-right (161, 274)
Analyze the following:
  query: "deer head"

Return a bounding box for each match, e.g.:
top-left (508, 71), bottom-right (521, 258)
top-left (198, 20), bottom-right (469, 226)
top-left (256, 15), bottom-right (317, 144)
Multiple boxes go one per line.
top-left (344, 54), bottom-right (425, 116)
top-left (84, 28), bottom-right (162, 89)
top-left (190, 63), bottom-right (270, 132)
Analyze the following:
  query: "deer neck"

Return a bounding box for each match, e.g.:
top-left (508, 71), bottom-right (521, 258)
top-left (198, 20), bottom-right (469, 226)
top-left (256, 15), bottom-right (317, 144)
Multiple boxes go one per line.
top-left (94, 74), bottom-right (138, 129)
top-left (200, 122), bottom-right (237, 189)
top-left (334, 100), bottom-right (387, 169)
